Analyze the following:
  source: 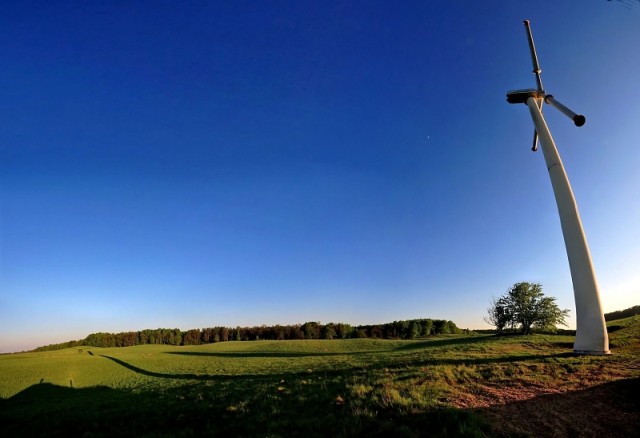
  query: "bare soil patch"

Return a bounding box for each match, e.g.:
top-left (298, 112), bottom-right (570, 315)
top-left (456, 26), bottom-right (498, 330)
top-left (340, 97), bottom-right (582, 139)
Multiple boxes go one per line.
top-left (480, 377), bottom-right (639, 437)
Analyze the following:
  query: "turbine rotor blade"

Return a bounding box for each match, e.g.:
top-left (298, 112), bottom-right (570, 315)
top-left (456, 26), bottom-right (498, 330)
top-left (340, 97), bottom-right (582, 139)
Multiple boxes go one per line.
top-left (523, 20), bottom-right (544, 92)
top-left (545, 95), bottom-right (586, 127)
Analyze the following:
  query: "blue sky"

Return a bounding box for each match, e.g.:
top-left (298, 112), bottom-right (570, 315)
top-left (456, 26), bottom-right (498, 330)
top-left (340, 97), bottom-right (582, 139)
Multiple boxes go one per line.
top-left (1, 1), bottom-right (638, 353)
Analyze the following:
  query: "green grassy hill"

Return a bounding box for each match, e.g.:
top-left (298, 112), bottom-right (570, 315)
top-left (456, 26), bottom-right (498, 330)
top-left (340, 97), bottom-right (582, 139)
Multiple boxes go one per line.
top-left (1, 317), bottom-right (638, 437)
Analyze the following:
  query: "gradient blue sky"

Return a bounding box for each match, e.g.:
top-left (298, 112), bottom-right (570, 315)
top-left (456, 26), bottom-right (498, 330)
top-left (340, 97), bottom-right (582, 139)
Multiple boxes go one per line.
top-left (1, 1), bottom-right (638, 353)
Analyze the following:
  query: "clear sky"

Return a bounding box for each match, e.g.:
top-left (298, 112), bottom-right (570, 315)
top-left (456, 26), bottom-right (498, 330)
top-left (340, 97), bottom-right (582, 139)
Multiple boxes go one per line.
top-left (1, 1), bottom-right (638, 353)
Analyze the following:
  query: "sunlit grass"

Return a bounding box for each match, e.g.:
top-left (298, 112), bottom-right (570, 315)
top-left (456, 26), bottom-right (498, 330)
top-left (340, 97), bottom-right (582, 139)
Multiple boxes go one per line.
top-left (1, 318), bottom-right (638, 436)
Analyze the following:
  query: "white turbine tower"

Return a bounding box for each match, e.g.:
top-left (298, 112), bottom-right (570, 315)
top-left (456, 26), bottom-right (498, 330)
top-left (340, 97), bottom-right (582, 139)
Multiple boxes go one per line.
top-left (506, 20), bottom-right (610, 355)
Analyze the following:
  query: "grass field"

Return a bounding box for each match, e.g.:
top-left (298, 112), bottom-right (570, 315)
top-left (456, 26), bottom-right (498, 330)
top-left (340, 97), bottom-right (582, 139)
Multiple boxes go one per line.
top-left (1, 317), bottom-right (639, 437)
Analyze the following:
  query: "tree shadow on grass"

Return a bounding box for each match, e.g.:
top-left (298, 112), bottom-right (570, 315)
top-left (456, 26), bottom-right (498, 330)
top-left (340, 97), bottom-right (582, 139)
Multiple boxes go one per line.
top-left (101, 354), bottom-right (349, 382)
top-left (101, 349), bottom-right (575, 385)
top-left (388, 353), bottom-right (576, 381)
top-left (393, 332), bottom-right (578, 352)
top-left (166, 351), bottom-right (357, 358)
top-left (101, 354), bottom-right (369, 382)
top-left (394, 335), bottom-right (496, 351)
top-left (100, 355), bottom-right (239, 381)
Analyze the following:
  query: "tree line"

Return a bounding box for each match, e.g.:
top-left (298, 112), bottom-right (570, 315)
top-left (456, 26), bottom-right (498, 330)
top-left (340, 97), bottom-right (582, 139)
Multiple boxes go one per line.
top-left (32, 318), bottom-right (464, 351)
top-left (604, 305), bottom-right (639, 322)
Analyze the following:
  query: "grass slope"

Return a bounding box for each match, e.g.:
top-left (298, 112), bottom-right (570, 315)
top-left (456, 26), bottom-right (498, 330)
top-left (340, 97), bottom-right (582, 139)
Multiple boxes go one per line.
top-left (1, 317), bottom-right (638, 437)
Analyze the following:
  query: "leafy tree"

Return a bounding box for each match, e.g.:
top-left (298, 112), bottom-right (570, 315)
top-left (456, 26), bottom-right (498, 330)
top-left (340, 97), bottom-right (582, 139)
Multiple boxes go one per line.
top-left (410, 321), bottom-right (421, 339)
top-left (444, 321), bottom-right (461, 334)
top-left (302, 322), bottom-right (320, 339)
top-left (335, 323), bottom-right (353, 339)
top-left (370, 325), bottom-right (384, 339)
top-left (531, 296), bottom-right (571, 333)
top-left (122, 332), bottom-right (136, 347)
top-left (421, 319), bottom-right (433, 336)
top-left (398, 320), bottom-right (410, 338)
top-left (432, 320), bottom-right (447, 334)
top-left (201, 328), bottom-right (213, 344)
top-left (167, 329), bottom-right (182, 345)
top-left (487, 282), bottom-right (569, 335)
top-left (183, 329), bottom-right (200, 345)
top-left (484, 297), bottom-right (511, 334)
top-left (322, 323), bottom-right (336, 340)
top-left (138, 330), bottom-right (149, 345)
top-left (221, 327), bottom-right (230, 342)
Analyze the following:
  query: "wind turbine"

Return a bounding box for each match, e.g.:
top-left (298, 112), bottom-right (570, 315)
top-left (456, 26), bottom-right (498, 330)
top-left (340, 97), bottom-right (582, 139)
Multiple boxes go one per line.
top-left (506, 20), bottom-right (610, 355)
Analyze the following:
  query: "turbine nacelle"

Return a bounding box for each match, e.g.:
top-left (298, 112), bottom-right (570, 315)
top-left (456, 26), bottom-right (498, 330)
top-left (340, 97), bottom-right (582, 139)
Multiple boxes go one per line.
top-left (506, 88), bottom-right (542, 104)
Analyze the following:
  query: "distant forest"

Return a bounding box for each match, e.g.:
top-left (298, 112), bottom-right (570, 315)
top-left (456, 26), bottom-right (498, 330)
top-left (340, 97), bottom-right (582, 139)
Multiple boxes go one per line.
top-left (31, 305), bottom-right (638, 352)
top-left (604, 305), bottom-right (639, 322)
top-left (32, 318), bottom-right (465, 352)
